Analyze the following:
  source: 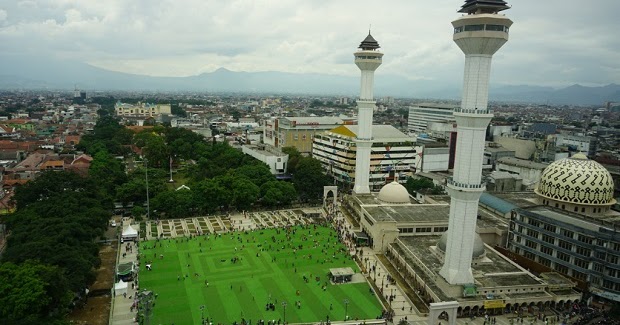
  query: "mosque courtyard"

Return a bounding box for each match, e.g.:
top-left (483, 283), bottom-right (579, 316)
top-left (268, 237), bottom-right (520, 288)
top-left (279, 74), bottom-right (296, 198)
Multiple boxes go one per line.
top-left (137, 225), bottom-right (383, 324)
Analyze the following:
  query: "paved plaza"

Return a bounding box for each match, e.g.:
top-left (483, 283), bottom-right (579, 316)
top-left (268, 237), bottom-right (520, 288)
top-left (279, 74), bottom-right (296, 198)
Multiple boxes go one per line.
top-left (110, 204), bottom-right (580, 325)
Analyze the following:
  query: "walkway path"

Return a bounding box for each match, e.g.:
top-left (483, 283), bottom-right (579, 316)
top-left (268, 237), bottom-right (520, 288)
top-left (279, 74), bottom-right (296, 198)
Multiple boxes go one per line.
top-left (110, 219), bottom-right (140, 325)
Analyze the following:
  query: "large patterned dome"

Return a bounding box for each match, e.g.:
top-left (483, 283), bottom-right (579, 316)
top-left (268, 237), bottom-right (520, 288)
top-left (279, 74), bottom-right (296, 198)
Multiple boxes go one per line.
top-left (535, 154), bottom-right (616, 206)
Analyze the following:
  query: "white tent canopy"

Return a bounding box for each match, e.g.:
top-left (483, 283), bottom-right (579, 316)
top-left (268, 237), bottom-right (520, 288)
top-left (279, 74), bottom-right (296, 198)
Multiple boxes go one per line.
top-left (121, 225), bottom-right (138, 241)
top-left (114, 280), bottom-right (128, 296)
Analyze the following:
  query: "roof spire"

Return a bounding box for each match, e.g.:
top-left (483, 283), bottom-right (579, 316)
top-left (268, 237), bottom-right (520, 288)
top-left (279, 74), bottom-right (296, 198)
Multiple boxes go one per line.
top-left (458, 0), bottom-right (510, 14)
top-left (358, 29), bottom-right (380, 51)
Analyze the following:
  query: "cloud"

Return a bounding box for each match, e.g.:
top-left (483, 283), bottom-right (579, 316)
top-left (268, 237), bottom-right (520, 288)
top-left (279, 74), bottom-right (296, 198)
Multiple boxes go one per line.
top-left (0, 0), bottom-right (618, 87)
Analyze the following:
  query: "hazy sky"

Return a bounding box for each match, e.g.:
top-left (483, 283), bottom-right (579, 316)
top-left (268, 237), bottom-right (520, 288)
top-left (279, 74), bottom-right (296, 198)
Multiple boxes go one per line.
top-left (0, 0), bottom-right (619, 87)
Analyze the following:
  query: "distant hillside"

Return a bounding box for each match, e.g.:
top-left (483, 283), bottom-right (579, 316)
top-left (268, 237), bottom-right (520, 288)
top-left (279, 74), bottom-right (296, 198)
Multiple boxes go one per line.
top-left (0, 56), bottom-right (618, 105)
top-left (490, 83), bottom-right (620, 105)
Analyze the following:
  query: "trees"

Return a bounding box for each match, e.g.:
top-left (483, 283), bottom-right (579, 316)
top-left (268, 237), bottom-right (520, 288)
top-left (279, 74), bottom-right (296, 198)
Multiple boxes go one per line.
top-left (404, 177), bottom-right (445, 195)
top-left (260, 181), bottom-right (297, 207)
top-left (292, 157), bottom-right (331, 202)
top-left (282, 146), bottom-right (302, 174)
top-left (0, 261), bottom-right (71, 324)
top-left (2, 171), bottom-right (111, 323)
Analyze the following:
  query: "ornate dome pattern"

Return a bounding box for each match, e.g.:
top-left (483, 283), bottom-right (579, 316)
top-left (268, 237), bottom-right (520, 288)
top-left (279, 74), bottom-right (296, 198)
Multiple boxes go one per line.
top-left (535, 154), bottom-right (615, 206)
top-left (377, 181), bottom-right (411, 204)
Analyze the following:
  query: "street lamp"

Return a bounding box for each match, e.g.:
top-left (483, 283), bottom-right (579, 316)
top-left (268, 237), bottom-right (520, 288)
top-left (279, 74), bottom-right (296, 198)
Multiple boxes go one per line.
top-left (282, 301), bottom-right (287, 324)
top-left (343, 299), bottom-right (349, 321)
top-left (168, 155), bottom-right (174, 183)
top-left (144, 158), bottom-right (150, 220)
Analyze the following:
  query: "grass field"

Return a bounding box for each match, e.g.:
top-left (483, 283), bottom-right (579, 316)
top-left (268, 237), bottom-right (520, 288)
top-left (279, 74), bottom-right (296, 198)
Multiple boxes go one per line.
top-left (139, 225), bottom-right (383, 324)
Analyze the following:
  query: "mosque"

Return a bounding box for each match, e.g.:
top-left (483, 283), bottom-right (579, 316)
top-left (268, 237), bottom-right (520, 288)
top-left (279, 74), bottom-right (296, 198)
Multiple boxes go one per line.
top-left (338, 0), bottom-right (619, 320)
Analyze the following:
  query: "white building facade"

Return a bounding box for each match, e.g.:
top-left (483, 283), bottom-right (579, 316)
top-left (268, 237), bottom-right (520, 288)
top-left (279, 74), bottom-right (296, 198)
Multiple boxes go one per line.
top-left (408, 103), bottom-right (457, 134)
top-left (313, 125), bottom-right (421, 192)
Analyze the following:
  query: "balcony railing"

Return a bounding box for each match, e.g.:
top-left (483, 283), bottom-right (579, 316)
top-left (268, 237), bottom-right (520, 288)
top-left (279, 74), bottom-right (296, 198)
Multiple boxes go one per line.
top-left (453, 108), bottom-right (491, 114)
top-left (447, 178), bottom-right (486, 190)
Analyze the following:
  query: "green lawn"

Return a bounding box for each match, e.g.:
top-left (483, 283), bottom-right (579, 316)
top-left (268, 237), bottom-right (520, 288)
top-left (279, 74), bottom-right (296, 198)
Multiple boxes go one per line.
top-left (139, 226), bottom-right (383, 324)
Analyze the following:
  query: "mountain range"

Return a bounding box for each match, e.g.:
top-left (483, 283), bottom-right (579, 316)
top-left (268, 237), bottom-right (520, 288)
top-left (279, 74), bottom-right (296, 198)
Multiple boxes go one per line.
top-left (0, 56), bottom-right (618, 106)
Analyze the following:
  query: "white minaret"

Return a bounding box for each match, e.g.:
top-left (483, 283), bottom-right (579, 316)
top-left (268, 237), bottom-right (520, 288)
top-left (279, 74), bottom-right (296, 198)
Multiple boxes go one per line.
top-left (440, 0), bottom-right (513, 285)
top-left (353, 32), bottom-right (383, 194)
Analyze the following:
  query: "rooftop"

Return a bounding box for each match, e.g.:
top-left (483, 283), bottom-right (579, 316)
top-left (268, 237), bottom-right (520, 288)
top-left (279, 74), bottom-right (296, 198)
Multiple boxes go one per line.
top-left (480, 193), bottom-right (519, 214)
top-left (458, 0), bottom-right (510, 14)
top-left (366, 205), bottom-right (451, 223)
top-left (358, 32), bottom-right (380, 51)
top-left (338, 125), bottom-right (412, 141)
top-left (398, 235), bottom-right (544, 290)
top-left (497, 157), bottom-right (549, 170)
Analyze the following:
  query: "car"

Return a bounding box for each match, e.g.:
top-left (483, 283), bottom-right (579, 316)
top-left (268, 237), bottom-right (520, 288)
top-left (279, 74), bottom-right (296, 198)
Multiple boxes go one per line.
top-left (110, 221), bottom-right (117, 227)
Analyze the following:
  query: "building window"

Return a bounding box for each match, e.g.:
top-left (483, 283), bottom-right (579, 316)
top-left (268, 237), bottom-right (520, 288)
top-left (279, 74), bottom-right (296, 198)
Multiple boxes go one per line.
top-left (572, 271), bottom-right (587, 281)
top-left (528, 219), bottom-right (541, 227)
top-left (542, 234), bottom-right (555, 244)
top-left (463, 24), bottom-right (485, 31)
top-left (486, 24), bottom-right (506, 32)
top-left (607, 255), bottom-right (619, 264)
top-left (525, 239), bottom-right (537, 249)
top-left (558, 240), bottom-right (572, 251)
top-left (577, 234), bottom-right (593, 245)
top-left (540, 245), bottom-right (553, 256)
top-left (603, 280), bottom-right (614, 290)
top-left (593, 263), bottom-right (603, 273)
top-left (543, 223), bottom-right (557, 233)
top-left (561, 229), bottom-right (574, 239)
top-left (576, 246), bottom-right (590, 257)
top-left (574, 258), bottom-right (589, 269)
top-left (557, 251), bottom-right (570, 262)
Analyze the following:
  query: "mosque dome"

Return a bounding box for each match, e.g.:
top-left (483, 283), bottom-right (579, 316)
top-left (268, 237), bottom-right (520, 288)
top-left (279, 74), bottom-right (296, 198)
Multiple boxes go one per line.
top-left (377, 181), bottom-right (411, 204)
top-left (535, 153), bottom-right (616, 206)
top-left (437, 231), bottom-right (486, 259)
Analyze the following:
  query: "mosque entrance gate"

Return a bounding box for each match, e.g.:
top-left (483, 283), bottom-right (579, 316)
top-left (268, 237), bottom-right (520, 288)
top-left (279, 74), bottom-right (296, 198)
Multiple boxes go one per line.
top-left (323, 186), bottom-right (338, 207)
top-left (428, 301), bottom-right (459, 325)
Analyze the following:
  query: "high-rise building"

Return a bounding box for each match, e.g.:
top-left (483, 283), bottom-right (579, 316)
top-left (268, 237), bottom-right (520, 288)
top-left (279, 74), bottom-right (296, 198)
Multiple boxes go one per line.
top-left (440, 0), bottom-right (513, 285)
top-left (407, 103), bottom-right (457, 134)
top-left (353, 32), bottom-right (383, 195)
top-left (312, 125), bottom-right (421, 191)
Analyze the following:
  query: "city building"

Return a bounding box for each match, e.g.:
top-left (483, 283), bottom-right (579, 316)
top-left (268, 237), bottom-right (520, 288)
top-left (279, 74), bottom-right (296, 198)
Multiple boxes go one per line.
top-left (114, 102), bottom-right (171, 118)
top-left (496, 157), bottom-right (548, 190)
top-left (554, 134), bottom-right (597, 157)
top-left (262, 116), bottom-right (343, 154)
top-left (506, 154), bottom-right (619, 303)
top-left (352, 32), bottom-right (383, 195)
top-left (241, 144), bottom-right (288, 176)
top-left (312, 125), bottom-right (421, 191)
top-left (408, 103), bottom-right (457, 135)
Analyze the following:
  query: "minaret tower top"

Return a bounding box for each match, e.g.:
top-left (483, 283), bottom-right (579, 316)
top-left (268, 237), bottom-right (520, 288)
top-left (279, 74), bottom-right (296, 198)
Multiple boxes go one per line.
top-left (358, 32), bottom-right (381, 50)
top-left (458, 0), bottom-right (510, 14)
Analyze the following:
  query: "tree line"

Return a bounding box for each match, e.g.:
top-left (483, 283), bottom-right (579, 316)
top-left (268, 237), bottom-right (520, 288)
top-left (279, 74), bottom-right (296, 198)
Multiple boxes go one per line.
top-left (0, 109), bottom-right (331, 323)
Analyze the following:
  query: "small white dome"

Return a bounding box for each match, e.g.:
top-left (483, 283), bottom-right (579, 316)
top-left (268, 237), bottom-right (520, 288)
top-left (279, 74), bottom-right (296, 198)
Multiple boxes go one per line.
top-left (377, 181), bottom-right (411, 204)
top-left (437, 231), bottom-right (485, 259)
